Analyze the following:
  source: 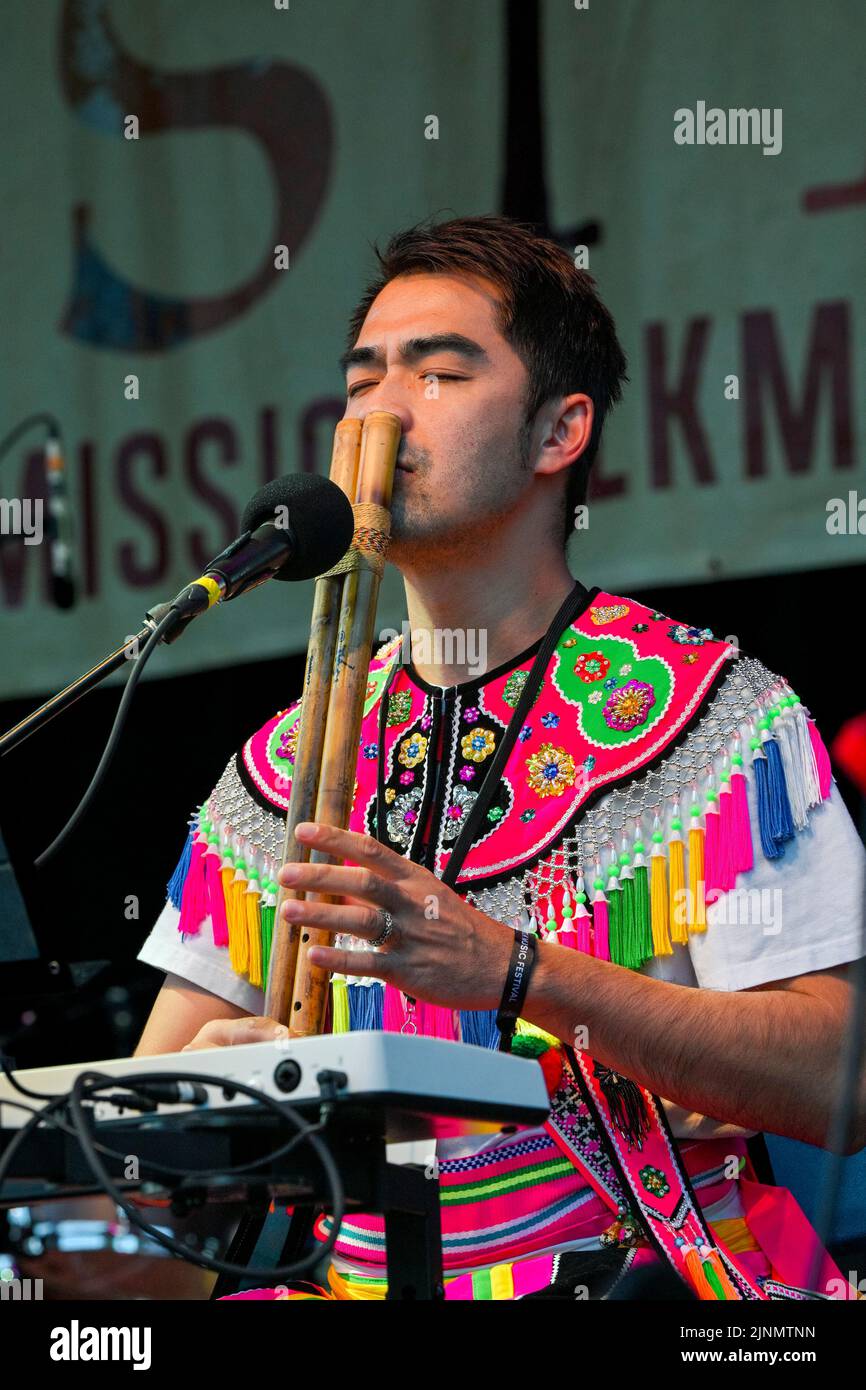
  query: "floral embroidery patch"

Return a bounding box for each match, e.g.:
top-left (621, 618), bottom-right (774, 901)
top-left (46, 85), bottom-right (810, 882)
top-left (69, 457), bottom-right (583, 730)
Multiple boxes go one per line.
top-left (461, 727), bottom-right (496, 763)
top-left (525, 743), bottom-right (578, 798)
top-left (398, 733), bottom-right (428, 768)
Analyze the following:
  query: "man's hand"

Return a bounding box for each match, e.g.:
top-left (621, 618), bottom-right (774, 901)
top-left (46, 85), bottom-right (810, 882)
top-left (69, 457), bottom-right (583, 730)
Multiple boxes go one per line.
top-left (278, 820), bottom-right (515, 1010)
top-left (181, 1015), bottom-right (290, 1051)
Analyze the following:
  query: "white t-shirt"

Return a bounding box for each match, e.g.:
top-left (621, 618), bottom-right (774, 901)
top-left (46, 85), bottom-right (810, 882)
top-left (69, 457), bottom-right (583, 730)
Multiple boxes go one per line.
top-left (137, 750), bottom-right (866, 1143)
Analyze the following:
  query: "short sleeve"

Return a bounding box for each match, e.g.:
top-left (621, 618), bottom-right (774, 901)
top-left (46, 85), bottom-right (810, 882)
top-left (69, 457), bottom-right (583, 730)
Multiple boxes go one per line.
top-left (683, 752), bottom-right (866, 992)
top-left (137, 897), bottom-right (266, 1014)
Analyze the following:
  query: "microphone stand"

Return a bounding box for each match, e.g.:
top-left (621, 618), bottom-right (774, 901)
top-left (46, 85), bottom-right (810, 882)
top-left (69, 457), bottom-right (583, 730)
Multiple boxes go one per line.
top-left (0, 607), bottom-right (175, 758)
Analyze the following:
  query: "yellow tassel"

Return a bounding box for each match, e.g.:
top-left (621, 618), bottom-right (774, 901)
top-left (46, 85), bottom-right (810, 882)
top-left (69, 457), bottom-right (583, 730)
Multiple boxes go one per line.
top-left (650, 851), bottom-right (673, 955)
top-left (246, 884), bottom-right (263, 988)
top-left (227, 871), bottom-right (250, 975)
top-left (515, 1017), bottom-right (560, 1048)
top-left (331, 977), bottom-right (350, 1033)
top-left (668, 838), bottom-right (688, 944)
top-left (688, 825), bottom-right (707, 934)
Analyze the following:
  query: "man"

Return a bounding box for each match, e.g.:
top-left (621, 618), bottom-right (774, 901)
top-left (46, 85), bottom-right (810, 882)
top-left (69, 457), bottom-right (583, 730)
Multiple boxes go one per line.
top-left (136, 216), bottom-right (866, 1301)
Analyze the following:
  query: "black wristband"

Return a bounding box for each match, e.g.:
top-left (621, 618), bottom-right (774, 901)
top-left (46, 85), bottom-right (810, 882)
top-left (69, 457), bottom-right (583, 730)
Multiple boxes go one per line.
top-left (496, 928), bottom-right (538, 1053)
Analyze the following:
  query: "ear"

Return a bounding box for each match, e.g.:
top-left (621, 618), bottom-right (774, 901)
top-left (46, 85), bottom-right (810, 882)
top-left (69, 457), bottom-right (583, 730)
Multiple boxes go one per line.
top-left (533, 394), bottom-right (594, 478)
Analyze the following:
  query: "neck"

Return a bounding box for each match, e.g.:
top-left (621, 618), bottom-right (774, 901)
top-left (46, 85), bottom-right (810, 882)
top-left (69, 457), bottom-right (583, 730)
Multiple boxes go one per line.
top-left (396, 550), bottom-right (578, 687)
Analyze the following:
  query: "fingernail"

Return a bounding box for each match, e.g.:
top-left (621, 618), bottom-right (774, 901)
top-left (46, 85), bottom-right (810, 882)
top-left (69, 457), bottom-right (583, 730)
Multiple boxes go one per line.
top-left (280, 864), bottom-right (300, 883)
top-left (295, 822), bottom-right (317, 840)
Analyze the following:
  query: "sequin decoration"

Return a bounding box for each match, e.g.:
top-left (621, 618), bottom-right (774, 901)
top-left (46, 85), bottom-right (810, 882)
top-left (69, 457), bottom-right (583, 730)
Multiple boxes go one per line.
top-left (276, 728), bottom-right (298, 762)
top-left (525, 744), bottom-right (578, 798)
top-left (386, 691), bottom-right (413, 726)
top-left (589, 604), bottom-right (629, 625)
top-left (442, 785), bottom-right (478, 841)
top-left (461, 727), bottom-right (496, 763)
top-left (502, 670), bottom-right (529, 708)
top-left (667, 623), bottom-right (713, 646)
top-left (384, 788), bottom-right (396, 804)
top-left (603, 680), bottom-right (656, 732)
top-left (387, 788), bottom-right (423, 846)
top-left (573, 651), bottom-right (610, 683)
top-left (398, 733), bottom-right (428, 768)
top-left (639, 1165), bottom-right (670, 1198)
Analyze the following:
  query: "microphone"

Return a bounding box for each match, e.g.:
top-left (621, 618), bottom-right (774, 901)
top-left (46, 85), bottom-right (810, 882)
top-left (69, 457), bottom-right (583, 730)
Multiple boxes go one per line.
top-left (44, 429), bottom-right (76, 609)
top-left (149, 472), bottom-right (355, 642)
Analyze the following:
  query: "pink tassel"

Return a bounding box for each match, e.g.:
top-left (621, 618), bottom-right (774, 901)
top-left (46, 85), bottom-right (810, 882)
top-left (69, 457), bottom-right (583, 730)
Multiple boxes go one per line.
top-left (717, 785), bottom-right (736, 891)
top-left (178, 835), bottom-right (208, 936)
top-left (731, 770), bottom-right (753, 874)
top-left (808, 718), bottom-right (833, 800)
top-left (704, 806), bottom-right (721, 905)
top-left (414, 1000), bottom-right (459, 1039)
top-left (383, 982), bottom-right (406, 1031)
top-left (575, 905), bottom-right (592, 954)
top-left (204, 848), bottom-right (229, 946)
top-left (591, 898), bottom-right (610, 960)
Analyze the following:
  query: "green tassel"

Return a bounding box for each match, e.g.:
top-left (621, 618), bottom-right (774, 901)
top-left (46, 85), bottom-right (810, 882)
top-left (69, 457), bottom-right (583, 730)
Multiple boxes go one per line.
top-left (702, 1258), bottom-right (728, 1300)
top-left (620, 872), bottom-right (637, 968)
top-left (607, 879), bottom-right (626, 965)
top-left (633, 862), bottom-right (653, 966)
top-left (261, 883), bottom-right (276, 987)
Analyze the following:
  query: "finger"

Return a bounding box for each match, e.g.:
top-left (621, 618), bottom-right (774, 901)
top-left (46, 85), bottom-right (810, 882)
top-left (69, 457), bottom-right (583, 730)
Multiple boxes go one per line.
top-left (294, 822), bottom-right (406, 879)
top-left (181, 1017), bottom-right (289, 1051)
top-left (307, 946), bottom-right (394, 979)
top-left (281, 897), bottom-right (386, 939)
top-left (277, 861), bottom-right (394, 904)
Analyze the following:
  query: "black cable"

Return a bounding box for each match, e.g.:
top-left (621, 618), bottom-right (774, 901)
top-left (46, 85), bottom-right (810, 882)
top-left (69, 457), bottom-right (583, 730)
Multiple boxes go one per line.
top-left (0, 1055), bottom-right (330, 1185)
top-left (0, 1071), bottom-right (344, 1280)
top-left (34, 606), bottom-right (177, 866)
top-left (0, 412), bottom-right (60, 463)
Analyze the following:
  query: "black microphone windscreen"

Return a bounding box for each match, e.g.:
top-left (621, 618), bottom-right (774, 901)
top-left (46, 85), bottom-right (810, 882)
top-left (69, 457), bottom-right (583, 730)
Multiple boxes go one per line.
top-left (241, 473), bottom-right (354, 582)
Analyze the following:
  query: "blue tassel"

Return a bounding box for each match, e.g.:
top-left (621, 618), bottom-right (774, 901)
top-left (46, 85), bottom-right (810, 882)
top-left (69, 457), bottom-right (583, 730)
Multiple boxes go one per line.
top-left (166, 824), bottom-right (196, 909)
top-left (348, 982), bottom-right (385, 1031)
top-left (754, 756), bottom-right (783, 860)
top-left (764, 738), bottom-right (795, 844)
top-left (460, 1008), bottom-right (501, 1050)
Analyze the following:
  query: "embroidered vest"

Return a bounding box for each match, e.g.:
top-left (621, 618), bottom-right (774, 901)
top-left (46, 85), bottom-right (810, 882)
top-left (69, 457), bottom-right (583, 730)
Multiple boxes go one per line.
top-left (167, 581), bottom-right (839, 1298)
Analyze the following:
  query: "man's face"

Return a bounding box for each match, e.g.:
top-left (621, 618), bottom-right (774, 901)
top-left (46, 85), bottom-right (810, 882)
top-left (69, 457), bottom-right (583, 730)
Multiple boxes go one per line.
top-left (342, 271), bottom-right (535, 565)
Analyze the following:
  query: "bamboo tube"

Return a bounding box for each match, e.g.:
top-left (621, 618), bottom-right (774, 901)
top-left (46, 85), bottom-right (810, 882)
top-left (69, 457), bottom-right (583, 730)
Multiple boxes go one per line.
top-left (289, 411), bottom-right (400, 1036)
top-left (263, 420), bottom-right (363, 1024)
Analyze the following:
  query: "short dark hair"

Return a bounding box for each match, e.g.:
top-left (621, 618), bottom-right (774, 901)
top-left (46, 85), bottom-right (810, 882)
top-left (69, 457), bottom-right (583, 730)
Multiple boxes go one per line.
top-left (346, 214), bottom-right (628, 546)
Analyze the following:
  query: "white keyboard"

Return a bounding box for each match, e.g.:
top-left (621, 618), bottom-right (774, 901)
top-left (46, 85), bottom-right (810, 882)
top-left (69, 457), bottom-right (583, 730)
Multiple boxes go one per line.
top-left (0, 1033), bottom-right (550, 1143)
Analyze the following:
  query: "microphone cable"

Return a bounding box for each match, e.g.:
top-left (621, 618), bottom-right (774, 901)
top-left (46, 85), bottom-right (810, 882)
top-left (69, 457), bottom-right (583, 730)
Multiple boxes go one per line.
top-left (34, 605), bottom-right (177, 867)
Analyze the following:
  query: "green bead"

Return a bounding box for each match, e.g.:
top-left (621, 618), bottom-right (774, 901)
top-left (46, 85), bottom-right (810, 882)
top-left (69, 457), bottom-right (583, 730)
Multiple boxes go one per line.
top-left (652, 831), bottom-right (663, 843)
top-left (758, 717), bottom-right (770, 730)
top-left (575, 892), bottom-right (587, 904)
top-left (561, 905), bottom-right (574, 918)
top-left (689, 804), bottom-right (701, 817)
top-left (719, 769), bottom-right (730, 781)
top-left (750, 736), bottom-right (761, 750)
top-left (633, 841), bottom-right (644, 854)
top-left (593, 877), bottom-right (604, 890)
top-left (619, 852), bottom-right (630, 865)
top-left (731, 753), bottom-right (743, 766)
top-left (235, 859), bottom-right (247, 873)
top-left (223, 847), bottom-right (235, 860)
top-left (670, 817), bottom-right (682, 831)
top-left (705, 789), bottom-right (717, 802)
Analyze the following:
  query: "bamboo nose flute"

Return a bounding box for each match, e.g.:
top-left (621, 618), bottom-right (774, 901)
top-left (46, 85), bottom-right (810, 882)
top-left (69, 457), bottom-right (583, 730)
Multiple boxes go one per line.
top-left (264, 411), bottom-right (400, 1036)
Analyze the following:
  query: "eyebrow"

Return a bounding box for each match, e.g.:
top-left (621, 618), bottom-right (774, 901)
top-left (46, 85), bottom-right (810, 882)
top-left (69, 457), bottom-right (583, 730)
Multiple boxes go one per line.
top-left (339, 333), bottom-right (489, 376)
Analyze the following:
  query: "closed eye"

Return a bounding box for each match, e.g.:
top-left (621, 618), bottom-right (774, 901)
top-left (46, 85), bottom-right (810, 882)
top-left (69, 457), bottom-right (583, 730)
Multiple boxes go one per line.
top-left (347, 372), bottom-right (468, 398)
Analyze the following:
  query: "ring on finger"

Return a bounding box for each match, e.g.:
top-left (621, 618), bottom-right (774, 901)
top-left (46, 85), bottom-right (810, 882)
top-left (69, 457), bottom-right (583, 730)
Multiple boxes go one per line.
top-left (369, 909), bottom-right (395, 949)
